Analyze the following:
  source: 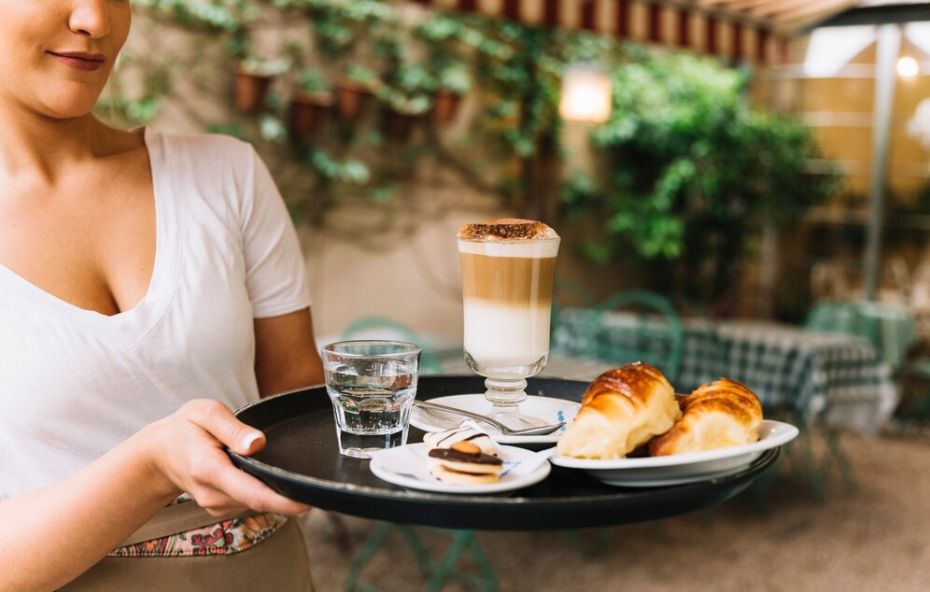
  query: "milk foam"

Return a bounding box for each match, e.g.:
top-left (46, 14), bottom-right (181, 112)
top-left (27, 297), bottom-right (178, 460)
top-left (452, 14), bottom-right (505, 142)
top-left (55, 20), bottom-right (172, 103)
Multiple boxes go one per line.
top-left (457, 238), bottom-right (560, 258)
top-left (462, 299), bottom-right (551, 367)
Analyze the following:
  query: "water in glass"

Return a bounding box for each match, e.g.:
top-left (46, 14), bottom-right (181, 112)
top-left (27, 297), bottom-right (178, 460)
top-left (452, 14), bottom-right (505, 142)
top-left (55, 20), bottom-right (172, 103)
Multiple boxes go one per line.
top-left (322, 343), bottom-right (420, 458)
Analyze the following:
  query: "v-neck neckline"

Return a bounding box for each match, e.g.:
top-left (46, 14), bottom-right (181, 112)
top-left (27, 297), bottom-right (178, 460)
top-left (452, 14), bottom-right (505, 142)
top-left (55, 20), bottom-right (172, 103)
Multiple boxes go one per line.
top-left (0, 127), bottom-right (178, 344)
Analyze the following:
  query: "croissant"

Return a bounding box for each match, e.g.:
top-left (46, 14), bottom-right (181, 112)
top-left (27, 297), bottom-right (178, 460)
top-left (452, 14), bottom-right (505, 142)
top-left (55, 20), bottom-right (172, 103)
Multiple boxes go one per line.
top-left (557, 362), bottom-right (681, 459)
top-left (649, 378), bottom-right (763, 456)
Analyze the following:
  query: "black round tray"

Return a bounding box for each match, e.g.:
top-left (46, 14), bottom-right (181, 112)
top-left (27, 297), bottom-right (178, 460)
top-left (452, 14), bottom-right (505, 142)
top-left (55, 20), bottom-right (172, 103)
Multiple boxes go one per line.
top-left (228, 375), bottom-right (779, 531)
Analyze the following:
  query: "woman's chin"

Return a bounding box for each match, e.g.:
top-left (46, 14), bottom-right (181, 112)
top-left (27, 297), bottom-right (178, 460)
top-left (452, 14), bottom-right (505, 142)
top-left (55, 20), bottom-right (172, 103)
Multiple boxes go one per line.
top-left (38, 97), bottom-right (100, 120)
top-left (33, 83), bottom-right (105, 120)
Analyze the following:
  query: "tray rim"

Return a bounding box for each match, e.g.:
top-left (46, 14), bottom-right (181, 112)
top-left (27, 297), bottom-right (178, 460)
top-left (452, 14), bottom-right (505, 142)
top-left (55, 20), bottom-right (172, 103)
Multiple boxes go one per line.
top-left (227, 376), bottom-right (781, 506)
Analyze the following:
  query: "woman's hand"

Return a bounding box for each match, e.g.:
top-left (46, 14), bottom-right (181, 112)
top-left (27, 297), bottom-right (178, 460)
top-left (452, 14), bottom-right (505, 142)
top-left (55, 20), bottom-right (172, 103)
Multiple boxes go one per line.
top-left (0, 399), bottom-right (310, 591)
top-left (141, 399), bottom-right (311, 517)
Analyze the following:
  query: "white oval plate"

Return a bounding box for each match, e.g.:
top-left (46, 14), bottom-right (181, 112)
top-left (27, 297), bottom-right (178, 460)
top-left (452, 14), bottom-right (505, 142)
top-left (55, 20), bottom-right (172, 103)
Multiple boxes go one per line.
top-left (551, 420), bottom-right (799, 487)
top-left (410, 394), bottom-right (581, 445)
top-left (370, 443), bottom-right (551, 494)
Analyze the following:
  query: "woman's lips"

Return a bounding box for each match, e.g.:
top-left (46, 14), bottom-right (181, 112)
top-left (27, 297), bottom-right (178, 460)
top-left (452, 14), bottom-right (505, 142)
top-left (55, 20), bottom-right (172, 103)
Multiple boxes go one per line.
top-left (48, 51), bottom-right (105, 72)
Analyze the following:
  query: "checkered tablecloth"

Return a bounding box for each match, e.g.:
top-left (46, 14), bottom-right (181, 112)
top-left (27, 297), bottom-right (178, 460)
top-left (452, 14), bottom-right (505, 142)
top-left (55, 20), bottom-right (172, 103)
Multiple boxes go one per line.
top-left (551, 310), bottom-right (898, 434)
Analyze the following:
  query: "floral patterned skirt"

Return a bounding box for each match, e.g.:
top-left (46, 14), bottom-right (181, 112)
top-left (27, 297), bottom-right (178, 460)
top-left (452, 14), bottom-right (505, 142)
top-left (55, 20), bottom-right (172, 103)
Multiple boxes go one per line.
top-left (109, 512), bottom-right (288, 557)
top-left (62, 517), bottom-right (314, 591)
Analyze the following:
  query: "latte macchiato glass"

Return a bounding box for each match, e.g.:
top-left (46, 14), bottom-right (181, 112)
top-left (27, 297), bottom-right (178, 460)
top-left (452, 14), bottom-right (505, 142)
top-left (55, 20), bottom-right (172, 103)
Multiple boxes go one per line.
top-left (458, 219), bottom-right (560, 427)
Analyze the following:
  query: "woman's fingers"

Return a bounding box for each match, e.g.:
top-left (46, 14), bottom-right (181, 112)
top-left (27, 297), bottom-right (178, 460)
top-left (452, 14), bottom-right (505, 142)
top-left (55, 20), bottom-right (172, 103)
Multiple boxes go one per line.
top-left (204, 453), bottom-right (311, 515)
top-left (183, 399), bottom-right (265, 455)
top-left (153, 399), bottom-right (311, 516)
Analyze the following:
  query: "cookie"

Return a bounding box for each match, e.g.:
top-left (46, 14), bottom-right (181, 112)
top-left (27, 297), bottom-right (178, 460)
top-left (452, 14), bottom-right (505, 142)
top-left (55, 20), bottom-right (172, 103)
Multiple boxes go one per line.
top-left (422, 421), bottom-right (499, 457)
top-left (427, 448), bottom-right (504, 476)
top-left (430, 464), bottom-right (503, 485)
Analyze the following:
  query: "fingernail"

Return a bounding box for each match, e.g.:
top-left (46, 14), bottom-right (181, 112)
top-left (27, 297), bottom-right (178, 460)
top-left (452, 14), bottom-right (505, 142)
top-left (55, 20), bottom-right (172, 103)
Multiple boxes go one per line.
top-left (240, 431), bottom-right (263, 451)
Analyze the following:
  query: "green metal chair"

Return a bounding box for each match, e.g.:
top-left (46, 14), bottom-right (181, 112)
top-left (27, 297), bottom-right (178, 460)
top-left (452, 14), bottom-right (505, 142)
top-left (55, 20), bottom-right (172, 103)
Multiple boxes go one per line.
top-left (895, 356), bottom-right (930, 428)
top-left (339, 317), bottom-right (497, 592)
top-left (799, 299), bottom-right (918, 495)
top-left (342, 316), bottom-right (443, 375)
top-left (805, 300), bottom-right (916, 371)
top-left (590, 289), bottom-right (684, 383)
top-left (550, 276), bottom-right (596, 341)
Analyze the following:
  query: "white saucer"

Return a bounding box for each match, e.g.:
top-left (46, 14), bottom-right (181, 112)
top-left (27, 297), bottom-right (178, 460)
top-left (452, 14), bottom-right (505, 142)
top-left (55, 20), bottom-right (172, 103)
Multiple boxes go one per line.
top-left (410, 394), bottom-right (581, 445)
top-left (369, 443), bottom-right (551, 494)
top-left (551, 420), bottom-right (799, 487)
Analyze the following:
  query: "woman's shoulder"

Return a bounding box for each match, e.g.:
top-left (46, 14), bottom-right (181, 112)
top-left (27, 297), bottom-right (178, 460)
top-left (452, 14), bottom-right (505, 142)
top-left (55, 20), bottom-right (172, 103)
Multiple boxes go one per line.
top-left (146, 130), bottom-right (268, 206)
top-left (148, 129), bottom-right (258, 168)
top-left (145, 130), bottom-right (276, 224)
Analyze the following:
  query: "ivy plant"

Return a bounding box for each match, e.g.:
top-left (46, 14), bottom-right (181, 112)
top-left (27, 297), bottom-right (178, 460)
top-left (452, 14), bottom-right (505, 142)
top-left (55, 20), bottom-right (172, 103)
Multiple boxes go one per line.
top-left (563, 53), bottom-right (840, 303)
top-left (111, 1), bottom-right (834, 292)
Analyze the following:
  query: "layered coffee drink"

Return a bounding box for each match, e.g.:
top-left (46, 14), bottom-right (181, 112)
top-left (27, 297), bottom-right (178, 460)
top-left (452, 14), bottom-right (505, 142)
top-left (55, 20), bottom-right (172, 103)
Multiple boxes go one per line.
top-left (458, 219), bottom-right (560, 389)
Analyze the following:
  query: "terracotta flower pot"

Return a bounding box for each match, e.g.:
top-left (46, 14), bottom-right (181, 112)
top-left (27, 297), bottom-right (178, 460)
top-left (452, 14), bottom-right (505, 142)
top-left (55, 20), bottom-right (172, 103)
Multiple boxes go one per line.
top-left (383, 109), bottom-right (422, 143)
top-left (289, 91), bottom-right (333, 140)
top-left (431, 89), bottom-right (463, 125)
top-left (336, 81), bottom-right (375, 123)
top-left (234, 69), bottom-right (273, 114)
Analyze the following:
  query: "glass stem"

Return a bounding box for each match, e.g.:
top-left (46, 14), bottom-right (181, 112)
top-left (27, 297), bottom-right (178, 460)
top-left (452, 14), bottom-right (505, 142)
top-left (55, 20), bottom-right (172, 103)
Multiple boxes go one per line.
top-left (484, 377), bottom-right (528, 410)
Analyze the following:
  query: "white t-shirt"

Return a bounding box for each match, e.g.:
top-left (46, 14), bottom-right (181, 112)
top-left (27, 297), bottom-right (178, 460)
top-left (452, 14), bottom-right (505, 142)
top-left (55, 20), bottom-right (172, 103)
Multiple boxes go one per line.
top-left (0, 129), bottom-right (312, 498)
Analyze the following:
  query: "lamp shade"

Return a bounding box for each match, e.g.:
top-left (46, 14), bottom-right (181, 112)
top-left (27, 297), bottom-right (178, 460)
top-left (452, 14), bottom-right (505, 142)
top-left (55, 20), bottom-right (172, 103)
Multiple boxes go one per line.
top-left (559, 64), bottom-right (612, 123)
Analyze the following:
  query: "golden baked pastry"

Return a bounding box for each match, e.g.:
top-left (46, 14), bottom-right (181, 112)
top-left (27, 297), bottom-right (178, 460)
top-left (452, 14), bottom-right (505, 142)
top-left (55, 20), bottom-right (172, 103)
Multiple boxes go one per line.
top-left (557, 362), bottom-right (681, 459)
top-left (649, 378), bottom-right (763, 456)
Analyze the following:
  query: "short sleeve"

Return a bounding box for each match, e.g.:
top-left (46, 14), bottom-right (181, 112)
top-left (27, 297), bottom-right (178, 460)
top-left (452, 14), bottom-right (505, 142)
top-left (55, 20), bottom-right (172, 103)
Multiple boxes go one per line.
top-left (240, 147), bottom-right (312, 318)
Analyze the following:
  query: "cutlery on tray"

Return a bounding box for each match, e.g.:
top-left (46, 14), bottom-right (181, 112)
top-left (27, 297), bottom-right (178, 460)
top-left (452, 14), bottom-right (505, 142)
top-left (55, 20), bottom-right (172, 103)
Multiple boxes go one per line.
top-left (414, 400), bottom-right (565, 436)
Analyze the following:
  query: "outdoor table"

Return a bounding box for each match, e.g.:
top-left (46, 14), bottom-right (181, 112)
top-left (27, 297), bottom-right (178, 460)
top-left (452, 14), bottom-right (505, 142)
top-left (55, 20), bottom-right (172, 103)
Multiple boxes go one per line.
top-left (229, 376), bottom-right (779, 531)
top-left (552, 309), bottom-right (897, 434)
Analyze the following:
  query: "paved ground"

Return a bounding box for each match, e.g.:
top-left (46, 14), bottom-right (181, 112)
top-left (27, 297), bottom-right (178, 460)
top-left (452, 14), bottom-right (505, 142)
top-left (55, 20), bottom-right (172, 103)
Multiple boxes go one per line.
top-left (298, 431), bottom-right (930, 592)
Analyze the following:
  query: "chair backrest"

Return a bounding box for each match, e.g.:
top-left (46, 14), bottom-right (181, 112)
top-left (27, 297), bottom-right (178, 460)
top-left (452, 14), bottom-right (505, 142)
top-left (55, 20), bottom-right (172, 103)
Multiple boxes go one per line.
top-left (804, 300), bottom-right (861, 334)
top-left (550, 276), bottom-right (596, 343)
top-left (590, 290), bottom-right (684, 382)
top-left (549, 276), bottom-right (594, 355)
top-left (804, 300), bottom-right (917, 371)
top-left (341, 316), bottom-right (444, 375)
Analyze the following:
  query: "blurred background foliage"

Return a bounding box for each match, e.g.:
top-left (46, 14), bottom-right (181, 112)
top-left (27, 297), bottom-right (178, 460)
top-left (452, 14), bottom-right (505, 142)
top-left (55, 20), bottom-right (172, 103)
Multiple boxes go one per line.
top-left (106, 1), bottom-right (616, 220)
top-left (102, 0), bottom-right (839, 308)
top-left (562, 52), bottom-right (841, 302)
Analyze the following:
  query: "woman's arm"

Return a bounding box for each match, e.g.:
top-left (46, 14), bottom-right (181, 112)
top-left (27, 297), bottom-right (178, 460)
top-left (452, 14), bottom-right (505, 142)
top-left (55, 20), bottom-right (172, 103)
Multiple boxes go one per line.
top-left (0, 400), bottom-right (309, 592)
top-left (253, 307), bottom-right (325, 397)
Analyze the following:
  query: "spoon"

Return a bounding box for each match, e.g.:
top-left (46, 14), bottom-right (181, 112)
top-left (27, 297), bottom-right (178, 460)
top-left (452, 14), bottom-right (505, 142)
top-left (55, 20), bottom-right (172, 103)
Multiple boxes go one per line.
top-left (414, 400), bottom-right (565, 436)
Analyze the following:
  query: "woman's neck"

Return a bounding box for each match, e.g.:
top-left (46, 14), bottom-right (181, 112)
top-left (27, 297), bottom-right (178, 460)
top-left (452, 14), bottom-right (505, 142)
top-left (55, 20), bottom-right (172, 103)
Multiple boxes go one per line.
top-left (0, 103), bottom-right (120, 186)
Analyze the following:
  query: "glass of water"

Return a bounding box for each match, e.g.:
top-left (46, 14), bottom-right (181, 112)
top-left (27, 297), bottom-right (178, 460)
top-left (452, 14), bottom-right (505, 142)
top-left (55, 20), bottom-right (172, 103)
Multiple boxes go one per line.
top-left (321, 340), bottom-right (421, 458)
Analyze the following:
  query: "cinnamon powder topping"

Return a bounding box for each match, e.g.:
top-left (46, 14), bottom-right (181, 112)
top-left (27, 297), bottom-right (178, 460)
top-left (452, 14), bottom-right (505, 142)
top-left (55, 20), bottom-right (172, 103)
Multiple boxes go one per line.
top-left (457, 218), bottom-right (557, 240)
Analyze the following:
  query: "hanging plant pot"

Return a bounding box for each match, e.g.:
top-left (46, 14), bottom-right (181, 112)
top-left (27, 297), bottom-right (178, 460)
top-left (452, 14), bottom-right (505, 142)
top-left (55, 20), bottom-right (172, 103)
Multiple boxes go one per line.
top-left (431, 89), bottom-right (463, 125)
top-left (383, 108), bottom-right (423, 143)
top-left (234, 69), bottom-right (273, 114)
top-left (336, 81), bottom-right (375, 123)
top-left (288, 90), bottom-right (333, 140)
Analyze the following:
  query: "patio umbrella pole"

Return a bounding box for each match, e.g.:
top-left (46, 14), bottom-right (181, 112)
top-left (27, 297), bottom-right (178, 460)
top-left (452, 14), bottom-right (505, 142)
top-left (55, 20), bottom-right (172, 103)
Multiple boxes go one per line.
top-left (863, 24), bottom-right (901, 302)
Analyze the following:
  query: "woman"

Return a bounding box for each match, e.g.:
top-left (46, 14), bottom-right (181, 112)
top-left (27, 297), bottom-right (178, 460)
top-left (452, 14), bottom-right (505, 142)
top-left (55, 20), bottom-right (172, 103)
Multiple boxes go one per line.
top-left (0, 1), bottom-right (324, 590)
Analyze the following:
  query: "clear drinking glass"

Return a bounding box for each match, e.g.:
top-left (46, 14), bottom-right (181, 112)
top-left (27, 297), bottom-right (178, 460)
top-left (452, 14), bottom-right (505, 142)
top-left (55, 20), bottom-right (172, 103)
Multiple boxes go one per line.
top-left (458, 234), bottom-right (560, 428)
top-left (322, 340), bottom-right (421, 458)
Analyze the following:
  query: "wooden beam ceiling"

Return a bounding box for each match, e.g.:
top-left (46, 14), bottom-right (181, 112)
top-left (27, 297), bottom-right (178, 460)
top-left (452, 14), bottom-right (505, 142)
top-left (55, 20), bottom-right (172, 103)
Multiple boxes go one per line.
top-left (695, 0), bottom-right (861, 31)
